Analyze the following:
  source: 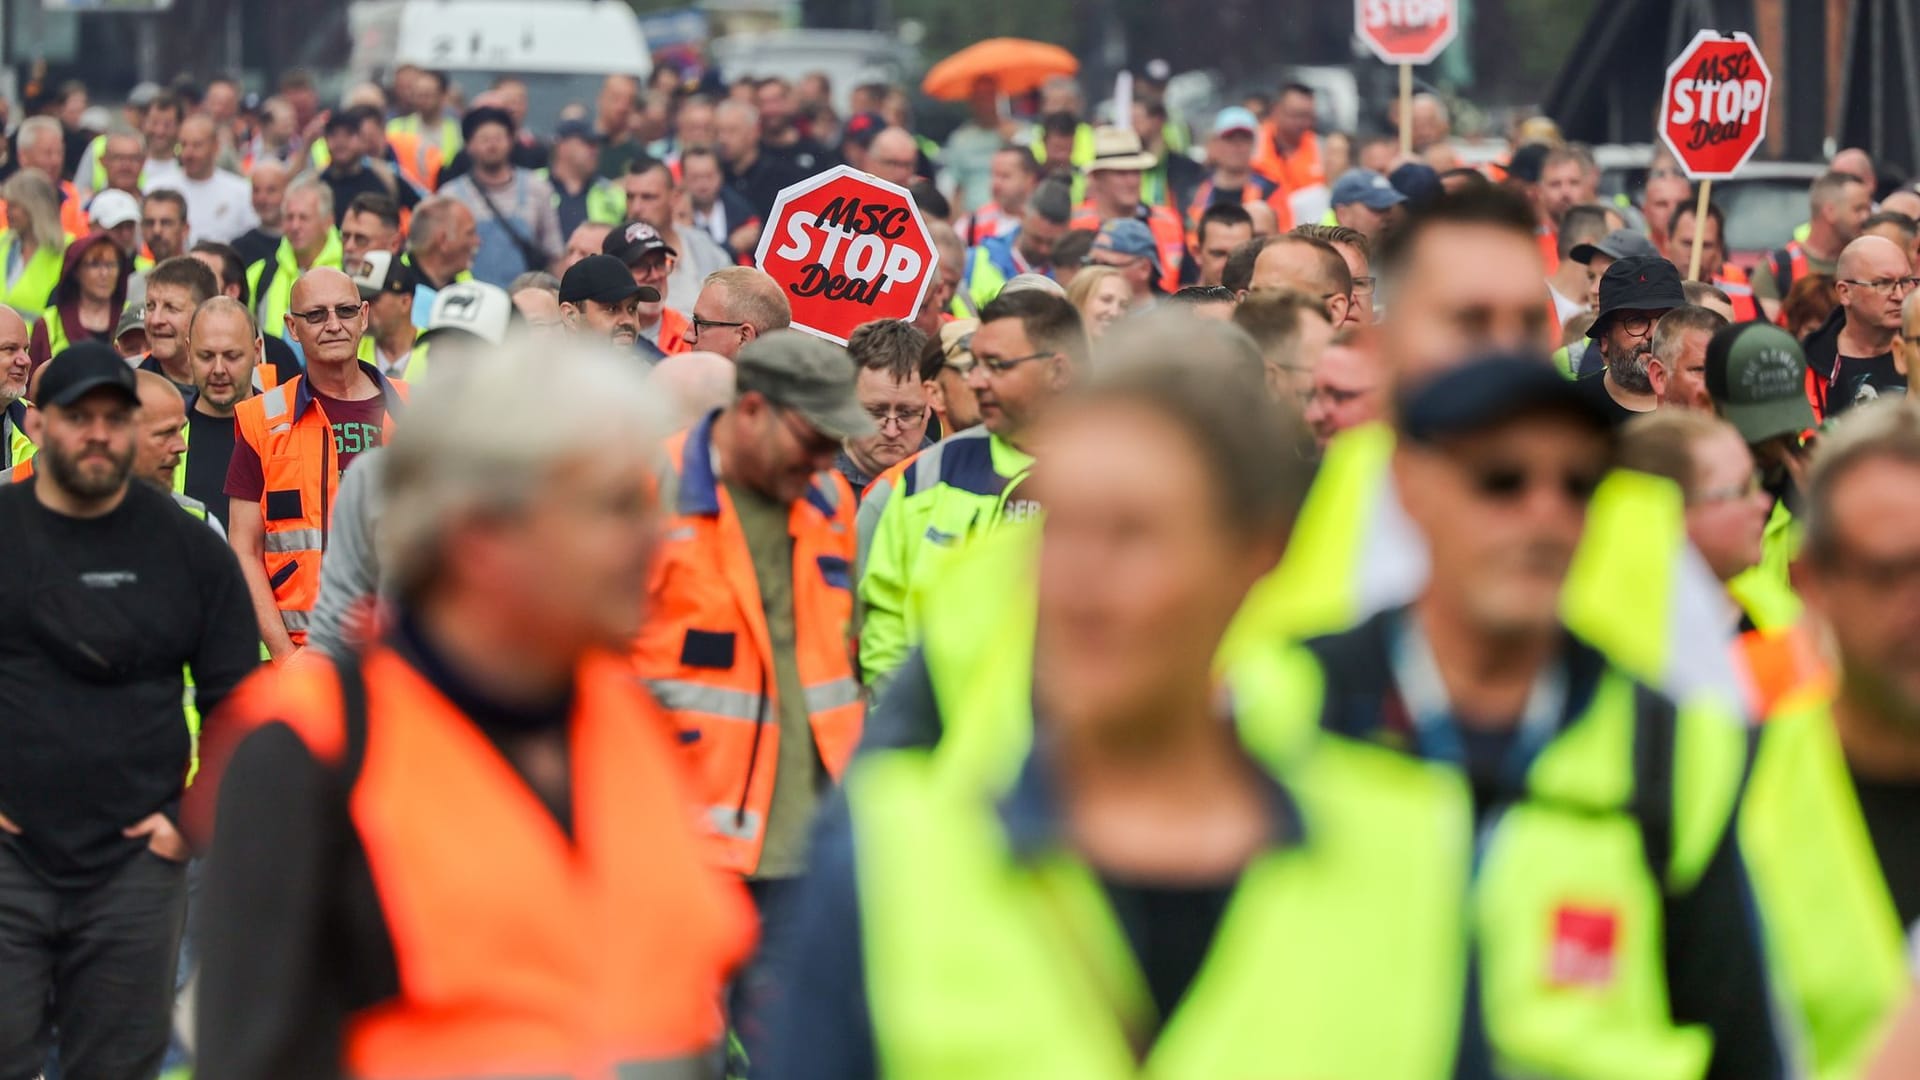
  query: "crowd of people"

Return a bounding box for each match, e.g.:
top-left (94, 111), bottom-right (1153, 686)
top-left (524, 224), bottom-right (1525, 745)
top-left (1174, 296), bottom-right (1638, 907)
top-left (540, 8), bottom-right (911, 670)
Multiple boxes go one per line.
top-left (1, 47), bottom-right (1920, 1080)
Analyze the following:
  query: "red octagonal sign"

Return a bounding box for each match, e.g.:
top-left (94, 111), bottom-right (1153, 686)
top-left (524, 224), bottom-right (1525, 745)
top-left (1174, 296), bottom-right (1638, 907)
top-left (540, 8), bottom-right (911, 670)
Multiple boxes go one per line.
top-left (1356, 0), bottom-right (1458, 65)
top-left (1660, 30), bottom-right (1773, 181)
top-left (755, 165), bottom-right (939, 346)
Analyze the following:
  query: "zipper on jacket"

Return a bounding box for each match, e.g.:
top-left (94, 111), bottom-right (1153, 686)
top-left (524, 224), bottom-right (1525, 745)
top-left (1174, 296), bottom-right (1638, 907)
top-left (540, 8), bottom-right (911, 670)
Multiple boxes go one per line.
top-left (319, 396), bottom-right (332, 551)
top-left (735, 665), bottom-right (769, 832)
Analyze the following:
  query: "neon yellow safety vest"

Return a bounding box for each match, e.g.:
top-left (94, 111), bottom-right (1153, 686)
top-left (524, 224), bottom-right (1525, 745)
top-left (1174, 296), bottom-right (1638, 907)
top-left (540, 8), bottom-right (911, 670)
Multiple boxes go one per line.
top-left (1030, 122), bottom-right (1094, 205)
top-left (537, 168), bottom-right (626, 226)
top-left (0, 233), bottom-right (67, 324)
top-left (85, 134), bottom-right (145, 194)
top-left (4, 400), bottom-right (33, 468)
top-left (1744, 692), bottom-right (1910, 1080)
top-left (245, 230), bottom-right (344, 340)
top-left (357, 333), bottom-right (429, 382)
top-left (847, 673), bottom-right (1474, 1079)
top-left (1259, 628), bottom-right (1752, 1080)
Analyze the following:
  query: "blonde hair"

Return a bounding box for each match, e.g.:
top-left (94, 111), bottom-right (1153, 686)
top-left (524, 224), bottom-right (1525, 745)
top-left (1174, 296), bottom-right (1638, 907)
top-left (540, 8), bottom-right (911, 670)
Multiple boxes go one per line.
top-left (702, 266), bottom-right (791, 333)
top-left (2, 171), bottom-right (65, 253)
top-left (1066, 265), bottom-right (1124, 314)
top-left (380, 344), bottom-right (666, 601)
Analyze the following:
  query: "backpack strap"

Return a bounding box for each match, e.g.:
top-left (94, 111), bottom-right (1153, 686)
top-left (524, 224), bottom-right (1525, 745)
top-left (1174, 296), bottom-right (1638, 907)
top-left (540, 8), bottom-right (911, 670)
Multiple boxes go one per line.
top-left (332, 652), bottom-right (371, 791)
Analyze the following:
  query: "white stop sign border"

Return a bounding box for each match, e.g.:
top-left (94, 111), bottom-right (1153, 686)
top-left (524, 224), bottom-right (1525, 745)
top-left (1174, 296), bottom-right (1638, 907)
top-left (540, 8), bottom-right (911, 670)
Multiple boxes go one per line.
top-left (1354, 0), bottom-right (1459, 66)
top-left (753, 163), bottom-right (941, 346)
top-left (1658, 28), bottom-right (1774, 182)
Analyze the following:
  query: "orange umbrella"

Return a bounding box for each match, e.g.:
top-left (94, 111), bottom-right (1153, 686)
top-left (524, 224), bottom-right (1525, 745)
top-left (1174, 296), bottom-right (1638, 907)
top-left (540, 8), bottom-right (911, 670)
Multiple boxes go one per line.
top-left (921, 38), bottom-right (1079, 101)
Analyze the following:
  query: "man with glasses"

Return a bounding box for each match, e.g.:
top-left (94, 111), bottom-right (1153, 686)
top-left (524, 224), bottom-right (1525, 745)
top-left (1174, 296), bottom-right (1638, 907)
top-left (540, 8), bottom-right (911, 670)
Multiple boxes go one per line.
top-left (632, 331), bottom-right (867, 1073)
top-left (1250, 233), bottom-right (1355, 326)
top-left (1575, 255), bottom-right (1685, 425)
top-left (834, 319), bottom-right (930, 497)
top-left (227, 267), bottom-right (408, 660)
top-left (1293, 222), bottom-right (1375, 323)
top-left (603, 221), bottom-right (690, 357)
top-left (1805, 235), bottom-right (1914, 417)
top-left (689, 266), bottom-right (792, 362)
top-left (858, 290), bottom-right (1088, 691)
top-left (1254, 355), bottom-right (1790, 1078)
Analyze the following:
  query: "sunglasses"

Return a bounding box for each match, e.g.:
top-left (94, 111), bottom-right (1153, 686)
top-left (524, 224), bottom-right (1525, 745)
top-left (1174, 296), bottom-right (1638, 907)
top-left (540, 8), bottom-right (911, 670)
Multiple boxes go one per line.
top-left (1466, 462), bottom-right (1604, 505)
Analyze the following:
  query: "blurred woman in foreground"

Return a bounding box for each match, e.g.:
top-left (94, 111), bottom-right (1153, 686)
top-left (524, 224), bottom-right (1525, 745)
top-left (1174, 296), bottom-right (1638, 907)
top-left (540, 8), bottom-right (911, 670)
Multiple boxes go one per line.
top-left (774, 316), bottom-right (1478, 1079)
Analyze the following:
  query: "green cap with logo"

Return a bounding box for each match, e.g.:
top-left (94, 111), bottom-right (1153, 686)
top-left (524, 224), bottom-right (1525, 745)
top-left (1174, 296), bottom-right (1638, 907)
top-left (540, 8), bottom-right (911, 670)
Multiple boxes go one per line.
top-left (1705, 322), bottom-right (1817, 443)
top-left (736, 330), bottom-right (876, 440)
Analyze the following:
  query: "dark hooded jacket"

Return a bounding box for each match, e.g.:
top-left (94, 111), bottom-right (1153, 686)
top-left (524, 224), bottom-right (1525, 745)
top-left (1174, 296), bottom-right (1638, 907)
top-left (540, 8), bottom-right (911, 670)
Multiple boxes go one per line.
top-left (28, 230), bottom-right (131, 371)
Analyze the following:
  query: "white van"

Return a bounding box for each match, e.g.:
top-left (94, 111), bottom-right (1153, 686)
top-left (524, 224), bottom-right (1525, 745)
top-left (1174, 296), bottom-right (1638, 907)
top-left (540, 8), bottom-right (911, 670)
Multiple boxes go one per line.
top-left (348, 0), bottom-right (650, 132)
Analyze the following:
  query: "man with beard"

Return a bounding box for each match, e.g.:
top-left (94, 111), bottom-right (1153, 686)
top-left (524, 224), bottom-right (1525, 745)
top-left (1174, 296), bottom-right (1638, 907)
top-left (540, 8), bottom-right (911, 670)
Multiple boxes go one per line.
top-left (0, 344), bottom-right (255, 1079)
top-left (1574, 255), bottom-right (1684, 425)
top-left (559, 254), bottom-right (649, 351)
top-left (183, 297), bottom-right (263, 529)
top-left (963, 178), bottom-right (1073, 311)
top-left (131, 369), bottom-right (220, 532)
top-left (0, 307), bottom-right (33, 472)
top-left (835, 319), bottom-right (930, 496)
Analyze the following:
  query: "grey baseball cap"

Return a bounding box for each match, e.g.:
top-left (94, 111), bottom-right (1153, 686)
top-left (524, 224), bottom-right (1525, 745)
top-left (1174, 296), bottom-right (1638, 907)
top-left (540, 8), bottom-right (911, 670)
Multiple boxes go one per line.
top-left (1569, 228), bottom-right (1660, 266)
top-left (736, 331), bottom-right (875, 440)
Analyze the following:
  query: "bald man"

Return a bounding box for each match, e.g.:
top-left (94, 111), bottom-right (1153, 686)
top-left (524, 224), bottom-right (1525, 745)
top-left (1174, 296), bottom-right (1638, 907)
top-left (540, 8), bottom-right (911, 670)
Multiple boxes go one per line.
top-left (1251, 236), bottom-right (1354, 325)
top-left (229, 267), bottom-right (407, 658)
top-left (650, 351), bottom-right (736, 430)
top-left (867, 127), bottom-right (920, 188)
top-left (174, 114), bottom-right (257, 244)
top-left (1832, 147), bottom-right (1877, 195)
top-left (0, 307), bottom-right (31, 470)
top-left (1807, 234), bottom-right (1914, 417)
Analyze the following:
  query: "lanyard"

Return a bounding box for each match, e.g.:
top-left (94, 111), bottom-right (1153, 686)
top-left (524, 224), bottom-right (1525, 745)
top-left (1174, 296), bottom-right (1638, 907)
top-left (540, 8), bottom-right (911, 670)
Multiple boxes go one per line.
top-left (1388, 613), bottom-right (1568, 795)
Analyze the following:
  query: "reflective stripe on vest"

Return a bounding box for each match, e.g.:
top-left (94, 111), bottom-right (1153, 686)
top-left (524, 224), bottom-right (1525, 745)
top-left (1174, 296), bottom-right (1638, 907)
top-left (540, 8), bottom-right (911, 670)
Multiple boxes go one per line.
top-left (1744, 693), bottom-right (1908, 1077)
top-left (231, 369), bottom-right (408, 644)
top-left (849, 679), bottom-right (1473, 1077)
top-left (633, 413), bottom-right (865, 875)
top-left (231, 648), bottom-right (753, 1079)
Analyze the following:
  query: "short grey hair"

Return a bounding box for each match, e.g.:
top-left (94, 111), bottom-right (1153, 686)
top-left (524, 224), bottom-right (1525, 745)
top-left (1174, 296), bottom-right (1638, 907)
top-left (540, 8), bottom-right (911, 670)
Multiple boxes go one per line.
top-left (16, 117), bottom-right (61, 158)
top-left (703, 267), bottom-right (790, 333)
top-left (284, 173), bottom-right (333, 223)
top-left (1651, 305), bottom-right (1730, 366)
top-left (380, 345), bottom-right (666, 601)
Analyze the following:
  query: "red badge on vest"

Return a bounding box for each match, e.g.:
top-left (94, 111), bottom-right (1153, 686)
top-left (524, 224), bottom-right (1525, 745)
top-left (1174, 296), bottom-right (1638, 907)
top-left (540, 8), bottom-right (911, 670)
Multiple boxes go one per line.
top-left (1549, 905), bottom-right (1619, 987)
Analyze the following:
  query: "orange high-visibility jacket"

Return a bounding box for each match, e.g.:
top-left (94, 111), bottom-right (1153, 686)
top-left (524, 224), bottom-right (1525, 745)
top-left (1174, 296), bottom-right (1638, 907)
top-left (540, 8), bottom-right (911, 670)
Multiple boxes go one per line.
top-left (634, 413), bottom-right (864, 875)
top-left (1070, 203), bottom-right (1188, 295)
top-left (232, 365), bottom-right (408, 645)
top-left (385, 129), bottom-right (445, 192)
top-left (232, 647), bottom-right (756, 1079)
top-left (1714, 263), bottom-right (1761, 322)
top-left (1251, 127), bottom-right (1324, 194)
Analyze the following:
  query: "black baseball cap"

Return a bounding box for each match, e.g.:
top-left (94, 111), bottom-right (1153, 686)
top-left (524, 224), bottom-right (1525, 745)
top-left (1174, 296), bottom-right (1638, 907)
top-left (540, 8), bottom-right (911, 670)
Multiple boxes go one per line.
top-left (39, 342), bottom-right (138, 408)
top-left (842, 112), bottom-right (887, 150)
top-left (1506, 142), bottom-right (1551, 184)
top-left (560, 254), bottom-right (649, 306)
top-left (553, 118), bottom-right (603, 145)
top-left (1400, 354), bottom-right (1613, 445)
top-left (460, 105), bottom-right (515, 145)
top-left (1589, 255), bottom-right (1686, 340)
top-left (602, 221), bottom-right (678, 266)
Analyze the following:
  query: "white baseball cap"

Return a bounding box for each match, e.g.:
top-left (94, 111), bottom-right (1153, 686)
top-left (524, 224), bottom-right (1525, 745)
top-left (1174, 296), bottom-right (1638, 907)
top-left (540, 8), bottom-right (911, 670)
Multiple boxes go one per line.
top-left (420, 282), bottom-right (512, 346)
top-left (88, 189), bottom-right (141, 231)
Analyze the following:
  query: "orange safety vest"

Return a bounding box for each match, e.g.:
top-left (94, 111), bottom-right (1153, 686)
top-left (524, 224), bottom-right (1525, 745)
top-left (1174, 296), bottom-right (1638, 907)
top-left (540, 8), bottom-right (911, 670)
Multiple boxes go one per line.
top-left (1714, 263), bottom-right (1761, 322)
top-left (1250, 127), bottom-right (1324, 194)
top-left (634, 413), bottom-right (864, 875)
top-left (385, 129), bottom-right (445, 192)
top-left (1740, 620), bottom-right (1832, 720)
top-left (231, 365), bottom-right (408, 645)
top-left (657, 306), bottom-right (692, 356)
top-left (1070, 204), bottom-right (1188, 294)
top-left (225, 646), bottom-right (755, 1079)
top-left (58, 181), bottom-right (87, 239)
top-left (1537, 225), bottom-right (1560, 275)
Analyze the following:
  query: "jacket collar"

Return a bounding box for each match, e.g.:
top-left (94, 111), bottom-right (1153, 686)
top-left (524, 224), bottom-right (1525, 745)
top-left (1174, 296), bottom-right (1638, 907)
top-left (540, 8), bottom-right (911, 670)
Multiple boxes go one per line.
top-left (290, 360), bottom-right (406, 425)
top-left (277, 228), bottom-right (343, 272)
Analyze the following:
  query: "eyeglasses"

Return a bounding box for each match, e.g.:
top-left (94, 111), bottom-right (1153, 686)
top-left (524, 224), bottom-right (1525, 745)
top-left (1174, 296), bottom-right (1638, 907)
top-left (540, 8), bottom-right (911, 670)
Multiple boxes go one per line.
top-left (291, 303), bottom-right (364, 326)
top-left (1612, 311), bottom-right (1658, 337)
top-left (1466, 462), bottom-right (1604, 505)
top-left (689, 315), bottom-right (747, 340)
top-left (1841, 277), bottom-right (1920, 295)
top-left (1351, 275), bottom-right (1377, 295)
top-left (865, 405), bottom-right (927, 431)
top-left (977, 350), bottom-right (1055, 374)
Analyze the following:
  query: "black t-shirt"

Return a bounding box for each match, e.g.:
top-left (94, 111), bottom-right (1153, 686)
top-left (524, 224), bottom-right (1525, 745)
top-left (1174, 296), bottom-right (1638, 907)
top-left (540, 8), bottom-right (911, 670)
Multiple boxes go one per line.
top-left (1098, 873), bottom-right (1237, 1033)
top-left (0, 480), bottom-right (258, 886)
top-left (1828, 353), bottom-right (1907, 416)
top-left (232, 227), bottom-right (281, 271)
top-left (1851, 771), bottom-right (1920, 931)
top-left (727, 153), bottom-right (803, 221)
top-left (1573, 369), bottom-right (1651, 427)
top-left (185, 408), bottom-right (239, 528)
